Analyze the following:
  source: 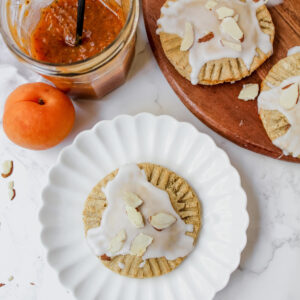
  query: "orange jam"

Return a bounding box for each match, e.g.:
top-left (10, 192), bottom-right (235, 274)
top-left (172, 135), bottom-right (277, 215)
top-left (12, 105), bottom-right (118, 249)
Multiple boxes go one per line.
top-left (30, 0), bottom-right (125, 64)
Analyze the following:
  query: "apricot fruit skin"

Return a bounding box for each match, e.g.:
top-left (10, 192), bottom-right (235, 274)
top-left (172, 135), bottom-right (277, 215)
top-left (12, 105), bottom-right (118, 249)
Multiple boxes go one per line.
top-left (3, 83), bottom-right (75, 150)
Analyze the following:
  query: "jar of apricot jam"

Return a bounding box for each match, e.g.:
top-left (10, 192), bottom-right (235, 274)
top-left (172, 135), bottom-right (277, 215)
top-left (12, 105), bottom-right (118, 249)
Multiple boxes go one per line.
top-left (0, 0), bottom-right (139, 98)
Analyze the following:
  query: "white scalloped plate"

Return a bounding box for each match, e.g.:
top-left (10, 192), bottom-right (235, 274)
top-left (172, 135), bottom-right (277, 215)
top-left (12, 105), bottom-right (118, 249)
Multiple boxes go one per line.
top-left (39, 113), bottom-right (248, 300)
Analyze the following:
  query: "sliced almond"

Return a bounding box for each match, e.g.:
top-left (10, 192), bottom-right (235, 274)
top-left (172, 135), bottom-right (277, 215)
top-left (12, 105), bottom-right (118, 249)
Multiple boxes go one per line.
top-left (180, 22), bottom-right (194, 51)
top-left (220, 17), bottom-right (244, 41)
top-left (123, 192), bottom-right (143, 208)
top-left (7, 181), bottom-right (14, 190)
top-left (205, 0), bottom-right (218, 10)
top-left (149, 212), bottom-right (177, 230)
top-left (233, 14), bottom-right (239, 22)
top-left (198, 32), bottom-right (214, 43)
top-left (279, 82), bottom-right (299, 110)
top-left (216, 7), bottom-right (235, 19)
top-left (238, 84), bottom-right (260, 101)
top-left (8, 188), bottom-right (16, 201)
top-left (220, 39), bottom-right (242, 51)
top-left (1, 160), bottom-right (13, 178)
top-left (130, 233), bottom-right (153, 256)
top-left (108, 229), bottom-right (127, 254)
top-left (126, 206), bottom-right (144, 228)
top-left (282, 83), bottom-right (293, 90)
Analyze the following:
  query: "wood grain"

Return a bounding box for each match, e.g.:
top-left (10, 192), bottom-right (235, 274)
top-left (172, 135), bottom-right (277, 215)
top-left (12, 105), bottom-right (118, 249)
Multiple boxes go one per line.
top-left (143, 0), bottom-right (300, 162)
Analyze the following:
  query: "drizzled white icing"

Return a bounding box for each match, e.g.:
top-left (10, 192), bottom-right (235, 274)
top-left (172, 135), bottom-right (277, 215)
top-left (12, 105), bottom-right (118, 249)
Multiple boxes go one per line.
top-left (86, 164), bottom-right (195, 260)
top-left (288, 46), bottom-right (300, 57)
top-left (266, 0), bottom-right (284, 7)
top-left (157, 0), bottom-right (273, 84)
top-left (139, 260), bottom-right (146, 268)
top-left (258, 76), bottom-right (300, 157)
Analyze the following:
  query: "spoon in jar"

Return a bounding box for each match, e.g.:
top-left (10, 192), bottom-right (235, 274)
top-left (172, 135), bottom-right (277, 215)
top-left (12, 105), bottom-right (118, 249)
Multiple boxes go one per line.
top-left (75, 0), bottom-right (86, 46)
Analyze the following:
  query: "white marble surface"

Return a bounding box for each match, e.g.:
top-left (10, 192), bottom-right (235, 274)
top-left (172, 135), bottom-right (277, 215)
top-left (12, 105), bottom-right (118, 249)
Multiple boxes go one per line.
top-left (0, 8), bottom-right (300, 300)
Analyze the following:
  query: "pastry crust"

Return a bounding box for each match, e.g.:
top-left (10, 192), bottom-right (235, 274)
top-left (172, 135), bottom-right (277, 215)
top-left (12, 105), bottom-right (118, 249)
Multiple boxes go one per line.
top-left (259, 53), bottom-right (300, 158)
top-left (83, 163), bottom-right (202, 278)
top-left (159, 3), bottom-right (275, 85)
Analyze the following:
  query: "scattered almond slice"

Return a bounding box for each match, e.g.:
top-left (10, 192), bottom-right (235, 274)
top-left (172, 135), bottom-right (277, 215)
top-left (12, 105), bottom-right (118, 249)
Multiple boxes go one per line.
top-left (126, 206), bottom-right (144, 228)
top-left (108, 229), bottom-right (127, 254)
top-left (123, 192), bottom-right (143, 208)
top-left (238, 84), bottom-right (260, 101)
top-left (220, 39), bottom-right (242, 51)
top-left (198, 32), bottom-right (214, 43)
top-left (130, 233), bottom-right (153, 256)
top-left (205, 0), bottom-right (218, 10)
top-left (279, 82), bottom-right (299, 110)
top-left (180, 22), bottom-right (194, 51)
top-left (233, 14), bottom-right (239, 22)
top-left (8, 188), bottom-right (16, 201)
top-left (216, 7), bottom-right (235, 19)
top-left (220, 17), bottom-right (244, 41)
top-left (1, 160), bottom-right (13, 178)
top-left (7, 181), bottom-right (14, 190)
top-left (149, 212), bottom-right (177, 230)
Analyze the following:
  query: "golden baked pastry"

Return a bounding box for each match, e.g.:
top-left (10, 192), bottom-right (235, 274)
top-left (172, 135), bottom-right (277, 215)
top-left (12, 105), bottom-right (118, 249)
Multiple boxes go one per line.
top-left (158, 0), bottom-right (275, 85)
top-left (258, 53), bottom-right (300, 158)
top-left (83, 163), bottom-right (202, 278)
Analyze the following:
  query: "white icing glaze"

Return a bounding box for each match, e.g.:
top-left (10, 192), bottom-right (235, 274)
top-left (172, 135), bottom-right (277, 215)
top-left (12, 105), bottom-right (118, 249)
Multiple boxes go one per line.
top-left (288, 46), bottom-right (300, 57)
top-left (157, 0), bottom-right (273, 85)
top-left (139, 261), bottom-right (146, 268)
top-left (266, 0), bottom-right (284, 7)
top-left (86, 164), bottom-right (195, 260)
top-left (118, 262), bottom-right (125, 269)
top-left (258, 76), bottom-right (300, 157)
top-left (186, 223), bottom-right (194, 232)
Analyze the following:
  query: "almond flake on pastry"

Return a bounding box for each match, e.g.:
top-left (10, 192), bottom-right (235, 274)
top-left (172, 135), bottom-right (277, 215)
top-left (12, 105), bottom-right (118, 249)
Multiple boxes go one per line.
top-left (130, 233), bottom-right (153, 256)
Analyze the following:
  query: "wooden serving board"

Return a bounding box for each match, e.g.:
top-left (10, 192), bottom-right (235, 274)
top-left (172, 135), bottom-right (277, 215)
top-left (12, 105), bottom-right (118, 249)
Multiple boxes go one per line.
top-left (142, 0), bottom-right (300, 162)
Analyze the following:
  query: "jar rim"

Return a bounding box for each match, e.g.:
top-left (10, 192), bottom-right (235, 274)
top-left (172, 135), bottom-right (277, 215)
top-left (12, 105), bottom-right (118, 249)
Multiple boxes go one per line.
top-left (0, 0), bottom-right (139, 75)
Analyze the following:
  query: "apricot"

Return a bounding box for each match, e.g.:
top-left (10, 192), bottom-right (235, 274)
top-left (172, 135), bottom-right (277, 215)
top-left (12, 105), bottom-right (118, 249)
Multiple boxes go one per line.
top-left (3, 83), bottom-right (75, 150)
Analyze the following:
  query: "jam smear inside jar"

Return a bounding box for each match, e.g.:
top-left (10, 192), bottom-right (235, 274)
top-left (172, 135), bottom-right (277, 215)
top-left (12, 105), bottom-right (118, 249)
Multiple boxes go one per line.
top-left (2, 0), bottom-right (138, 98)
top-left (30, 0), bottom-right (125, 64)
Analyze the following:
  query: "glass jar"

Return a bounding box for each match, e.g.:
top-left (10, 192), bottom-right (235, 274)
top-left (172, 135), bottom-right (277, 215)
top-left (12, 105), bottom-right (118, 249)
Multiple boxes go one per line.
top-left (0, 0), bottom-right (139, 98)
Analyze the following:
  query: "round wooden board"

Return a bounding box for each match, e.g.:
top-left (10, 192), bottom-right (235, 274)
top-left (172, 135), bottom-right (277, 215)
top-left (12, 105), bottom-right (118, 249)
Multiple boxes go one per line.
top-left (142, 0), bottom-right (300, 163)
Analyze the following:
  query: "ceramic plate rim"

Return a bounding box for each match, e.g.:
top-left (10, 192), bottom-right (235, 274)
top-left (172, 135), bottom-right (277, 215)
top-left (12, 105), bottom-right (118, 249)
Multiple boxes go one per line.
top-left (39, 113), bottom-right (249, 300)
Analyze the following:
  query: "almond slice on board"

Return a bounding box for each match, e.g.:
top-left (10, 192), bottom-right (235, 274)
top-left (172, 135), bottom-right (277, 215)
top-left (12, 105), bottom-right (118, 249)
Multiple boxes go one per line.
top-left (180, 22), bottom-right (194, 51)
top-left (238, 84), bottom-right (260, 101)
top-left (279, 83), bottom-right (299, 110)
top-left (130, 233), bottom-right (153, 256)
